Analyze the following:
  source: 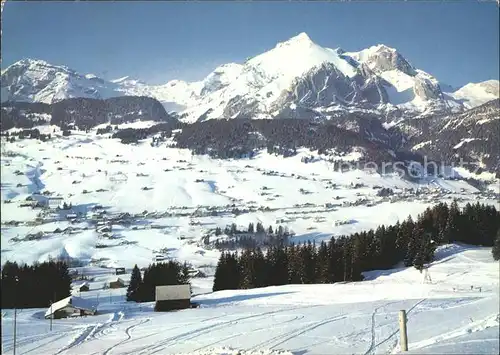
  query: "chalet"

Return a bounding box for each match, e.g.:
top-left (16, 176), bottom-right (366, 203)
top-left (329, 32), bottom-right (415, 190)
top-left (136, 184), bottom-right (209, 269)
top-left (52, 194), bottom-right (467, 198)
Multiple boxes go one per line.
top-left (115, 267), bottom-right (126, 275)
top-left (31, 195), bottom-right (65, 209)
top-left (47, 197), bottom-right (64, 209)
top-left (153, 254), bottom-right (168, 262)
top-left (44, 296), bottom-right (97, 319)
top-left (66, 213), bottom-right (78, 220)
top-left (109, 277), bottom-right (126, 289)
top-left (96, 225), bottom-right (112, 233)
top-left (75, 282), bottom-right (90, 292)
top-left (155, 284), bottom-right (192, 311)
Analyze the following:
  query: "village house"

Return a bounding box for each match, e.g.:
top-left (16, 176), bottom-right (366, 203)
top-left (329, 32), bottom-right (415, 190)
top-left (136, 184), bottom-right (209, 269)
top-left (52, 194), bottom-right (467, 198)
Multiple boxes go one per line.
top-left (109, 277), bottom-right (127, 289)
top-left (32, 195), bottom-right (65, 209)
top-left (66, 213), bottom-right (78, 221)
top-left (155, 284), bottom-right (192, 312)
top-left (154, 254), bottom-right (168, 262)
top-left (96, 225), bottom-right (112, 233)
top-left (75, 282), bottom-right (90, 292)
top-left (44, 296), bottom-right (97, 319)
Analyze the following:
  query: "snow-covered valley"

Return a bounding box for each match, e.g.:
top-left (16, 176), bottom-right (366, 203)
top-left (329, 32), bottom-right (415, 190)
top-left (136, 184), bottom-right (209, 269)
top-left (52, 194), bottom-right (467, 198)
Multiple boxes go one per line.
top-left (2, 122), bottom-right (498, 270)
top-left (1, 121), bottom-right (499, 354)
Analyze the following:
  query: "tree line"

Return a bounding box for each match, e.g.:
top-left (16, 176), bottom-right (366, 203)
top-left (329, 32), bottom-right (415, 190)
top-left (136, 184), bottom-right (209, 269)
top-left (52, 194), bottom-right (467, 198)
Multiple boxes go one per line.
top-left (212, 222), bottom-right (293, 250)
top-left (1, 260), bottom-right (71, 309)
top-left (174, 117), bottom-right (397, 164)
top-left (1, 96), bottom-right (175, 131)
top-left (126, 261), bottom-right (190, 303)
top-left (213, 201), bottom-right (500, 292)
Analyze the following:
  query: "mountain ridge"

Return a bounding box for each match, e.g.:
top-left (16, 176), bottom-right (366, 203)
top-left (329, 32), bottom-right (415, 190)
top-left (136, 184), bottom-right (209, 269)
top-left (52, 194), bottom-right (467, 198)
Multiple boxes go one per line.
top-left (1, 33), bottom-right (498, 122)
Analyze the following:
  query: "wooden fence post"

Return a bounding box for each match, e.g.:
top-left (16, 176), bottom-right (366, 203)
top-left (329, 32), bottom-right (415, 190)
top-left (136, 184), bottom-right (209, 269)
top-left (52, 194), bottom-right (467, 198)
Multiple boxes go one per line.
top-left (399, 310), bottom-right (408, 351)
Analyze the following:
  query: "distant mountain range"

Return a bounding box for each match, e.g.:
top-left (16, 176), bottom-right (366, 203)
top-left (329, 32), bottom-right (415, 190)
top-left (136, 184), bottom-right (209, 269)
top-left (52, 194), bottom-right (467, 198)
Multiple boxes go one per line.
top-left (2, 33), bottom-right (498, 122)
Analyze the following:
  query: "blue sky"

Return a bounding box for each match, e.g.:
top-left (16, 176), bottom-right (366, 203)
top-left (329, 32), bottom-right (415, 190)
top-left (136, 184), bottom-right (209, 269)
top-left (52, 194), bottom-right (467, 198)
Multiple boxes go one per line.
top-left (2, 1), bottom-right (498, 87)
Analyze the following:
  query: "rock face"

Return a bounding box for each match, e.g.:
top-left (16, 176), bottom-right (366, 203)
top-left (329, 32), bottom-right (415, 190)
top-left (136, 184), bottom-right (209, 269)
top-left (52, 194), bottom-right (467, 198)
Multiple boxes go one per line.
top-left (413, 77), bottom-right (442, 100)
top-left (408, 99), bottom-right (500, 173)
top-left (274, 63), bottom-right (353, 108)
top-left (356, 45), bottom-right (416, 76)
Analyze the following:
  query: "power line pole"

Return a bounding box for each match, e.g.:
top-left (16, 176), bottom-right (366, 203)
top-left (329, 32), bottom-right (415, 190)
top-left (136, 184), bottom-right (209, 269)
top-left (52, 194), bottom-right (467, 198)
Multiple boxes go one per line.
top-left (13, 276), bottom-right (18, 355)
top-left (49, 301), bottom-right (53, 331)
top-left (399, 310), bottom-right (408, 351)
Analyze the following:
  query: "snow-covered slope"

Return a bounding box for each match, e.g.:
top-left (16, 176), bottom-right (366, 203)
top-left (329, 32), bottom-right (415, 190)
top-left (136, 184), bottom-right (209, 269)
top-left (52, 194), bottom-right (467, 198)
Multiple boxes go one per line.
top-left (447, 80), bottom-right (499, 108)
top-left (1, 122), bottom-right (498, 267)
top-left (1, 243), bottom-right (498, 354)
top-left (2, 33), bottom-right (498, 122)
top-left (0, 59), bottom-right (122, 103)
top-left (408, 99), bottom-right (500, 173)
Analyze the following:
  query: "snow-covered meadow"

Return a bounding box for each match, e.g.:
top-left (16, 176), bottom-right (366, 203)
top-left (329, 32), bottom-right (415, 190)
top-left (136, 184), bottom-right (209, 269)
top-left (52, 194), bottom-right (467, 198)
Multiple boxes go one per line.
top-left (1, 244), bottom-right (498, 354)
top-left (1, 123), bottom-right (499, 354)
top-left (2, 123), bottom-right (498, 270)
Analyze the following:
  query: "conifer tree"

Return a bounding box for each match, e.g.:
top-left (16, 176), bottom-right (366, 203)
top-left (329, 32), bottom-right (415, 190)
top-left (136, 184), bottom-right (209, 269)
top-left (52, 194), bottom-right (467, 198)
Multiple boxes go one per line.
top-left (442, 200), bottom-right (461, 243)
top-left (256, 222), bottom-right (265, 233)
top-left (316, 241), bottom-right (330, 283)
top-left (396, 217), bottom-right (414, 261)
top-left (328, 237), bottom-right (343, 282)
top-left (230, 223), bottom-right (238, 235)
top-left (238, 248), bottom-right (254, 289)
top-left (127, 264), bottom-right (142, 302)
top-left (226, 252), bottom-right (241, 289)
top-left (287, 244), bottom-right (301, 284)
top-left (213, 252), bottom-right (228, 292)
top-left (179, 262), bottom-right (191, 285)
top-left (405, 224), bottom-right (421, 268)
top-left (301, 241), bottom-right (316, 283)
top-left (266, 245), bottom-right (288, 285)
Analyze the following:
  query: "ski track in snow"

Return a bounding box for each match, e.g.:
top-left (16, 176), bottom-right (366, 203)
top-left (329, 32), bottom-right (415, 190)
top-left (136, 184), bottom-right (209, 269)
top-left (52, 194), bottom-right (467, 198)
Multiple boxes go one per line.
top-left (267, 314), bottom-right (348, 351)
top-left (407, 313), bottom-right (500, 351)
top-left (55, 324), bottom-right (98, 354)
top-left (138, 305), bottom-right (322, 355)
top-left (102, 317), bottom-right (151, 355)
top-left (190, 314), bottom-right (305, 353)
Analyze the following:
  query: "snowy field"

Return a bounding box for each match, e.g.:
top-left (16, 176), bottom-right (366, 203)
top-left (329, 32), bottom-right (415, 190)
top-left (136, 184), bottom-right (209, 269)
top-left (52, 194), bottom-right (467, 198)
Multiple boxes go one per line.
top-left (1, 124), bottom-right (499, 354)
top-left (1, 244), bottom-right (498, 355)
top-left (1, 124), bottom-right (498, 271)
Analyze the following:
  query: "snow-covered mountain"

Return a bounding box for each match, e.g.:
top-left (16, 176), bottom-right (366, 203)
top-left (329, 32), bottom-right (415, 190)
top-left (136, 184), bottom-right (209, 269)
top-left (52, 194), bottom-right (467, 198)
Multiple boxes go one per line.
top-left (447, 80), bottom-right (499, 109)
top-left (2, 33), bottom-right (498, 122)
top-left (0, 59), bottom-right (123, 103)
top-left (408, 99), bottom-right (500, 173)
